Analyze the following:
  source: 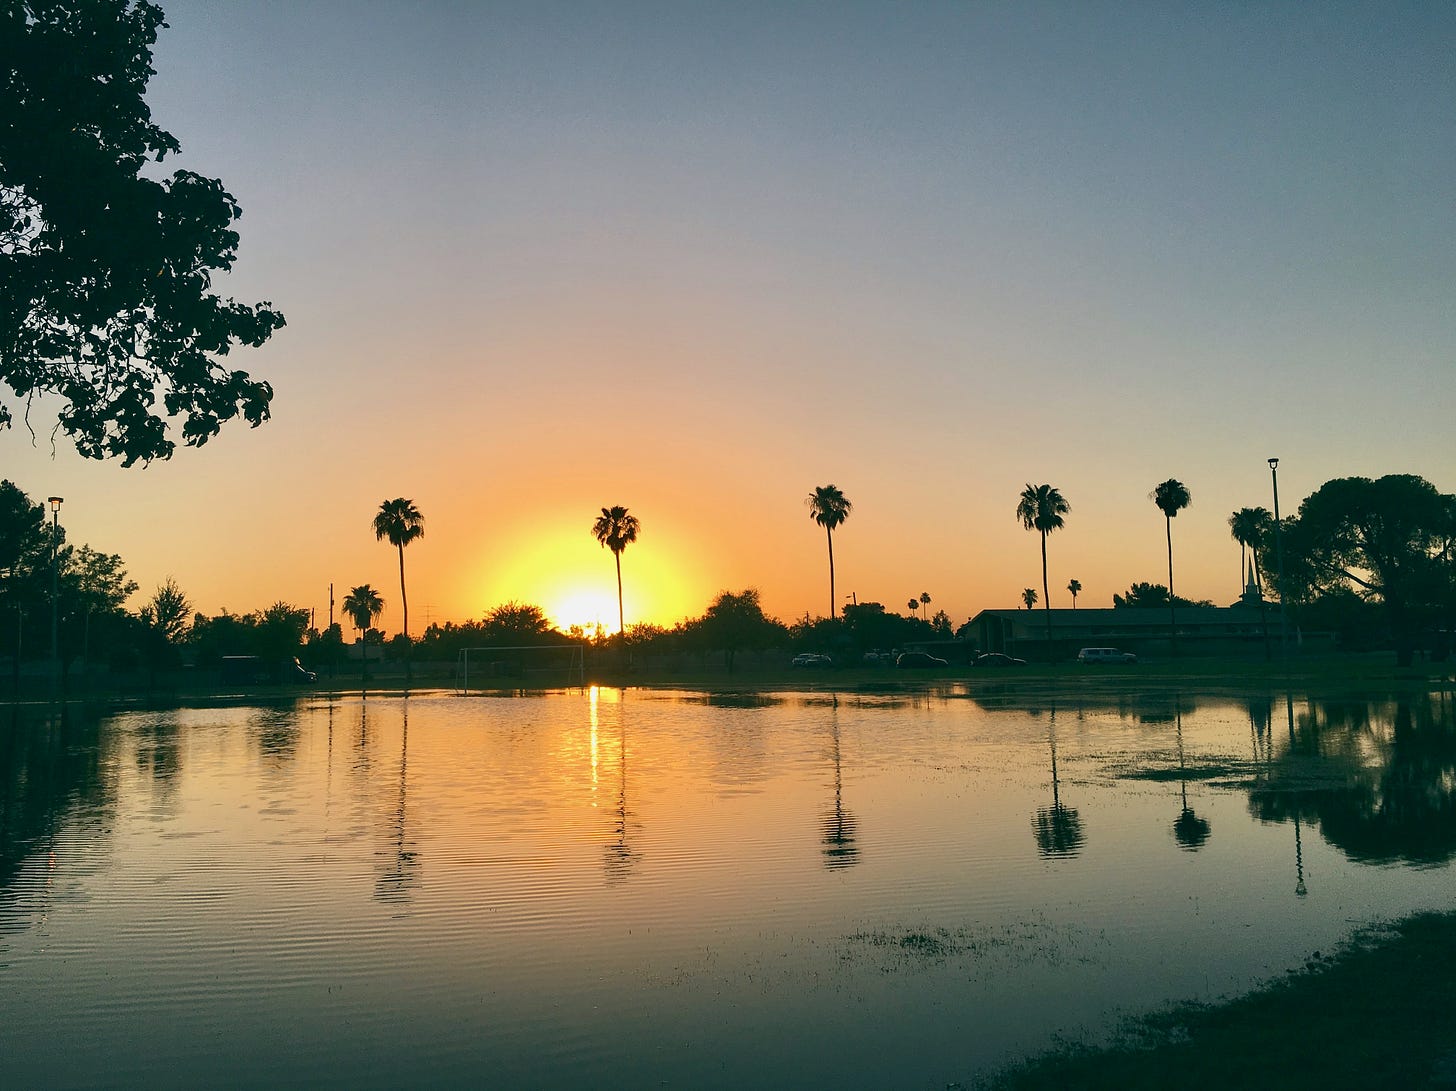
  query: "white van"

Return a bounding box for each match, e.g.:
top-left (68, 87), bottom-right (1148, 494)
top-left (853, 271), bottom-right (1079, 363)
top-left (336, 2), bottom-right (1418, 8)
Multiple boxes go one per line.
top-left (1078, 647), bottom-right (1137, 664)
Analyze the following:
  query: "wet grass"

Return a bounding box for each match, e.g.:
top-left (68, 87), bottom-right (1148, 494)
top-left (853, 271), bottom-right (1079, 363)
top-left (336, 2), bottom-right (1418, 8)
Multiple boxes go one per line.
top-left (978, 912), bottom-right (1456, 1090)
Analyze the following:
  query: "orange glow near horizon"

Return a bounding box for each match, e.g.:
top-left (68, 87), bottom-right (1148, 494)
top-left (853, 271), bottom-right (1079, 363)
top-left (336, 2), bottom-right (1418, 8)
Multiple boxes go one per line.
top-left (470, 515), bottom-right (705, 634)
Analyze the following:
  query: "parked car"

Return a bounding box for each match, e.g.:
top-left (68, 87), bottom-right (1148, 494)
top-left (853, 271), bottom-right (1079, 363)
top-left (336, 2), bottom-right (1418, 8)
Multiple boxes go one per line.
top-left (791, 653), bottom-right (833, 668)
top-left (1077, 647), bottom-right (1137, 664)
top-left (974, 652), bottom-right (1027, 668)
top-left (896, 651), bottom-right (949, 669)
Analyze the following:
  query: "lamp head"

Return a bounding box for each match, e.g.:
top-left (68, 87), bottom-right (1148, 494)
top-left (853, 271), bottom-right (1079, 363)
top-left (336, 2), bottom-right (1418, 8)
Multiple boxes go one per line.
top-left (1267, 458), bottom-right (1279, 471)
top-left (47, 496), bottom-right (63, 511)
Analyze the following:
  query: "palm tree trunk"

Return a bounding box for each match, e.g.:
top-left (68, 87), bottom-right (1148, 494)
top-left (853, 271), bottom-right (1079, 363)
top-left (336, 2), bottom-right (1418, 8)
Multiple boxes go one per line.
top-left (397, 545), bottom-right (408, 640)
top-left (1040, 530), bottom-right (1052, 658)
top-left (615, 550), bottom-right (625, 638)
top-left (1166, 516), bottom-right (1177, 655)
top-left (398, 544), bottom-right (411, 684)
top-left (826, 526), bottom-right (836, 620)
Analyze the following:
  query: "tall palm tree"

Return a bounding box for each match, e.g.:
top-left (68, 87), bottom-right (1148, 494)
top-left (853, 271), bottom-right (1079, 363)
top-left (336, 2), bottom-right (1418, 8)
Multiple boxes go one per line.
top-left (592, 505), bottom-right (640, 637)
top-left (1228, 506), bottom-right (1272, 594)
top-left (907, 598), bottom-right (919, 617)
top-left (919, 591), bottom-right (931, 621)
top-left (806, 485), bottom-right (852, 620)
top-left (342, 584), bottom-right (384, 682)
top-left (1067, 578), bottom-right (1082, 609)
top-left (1152, 479), bottom-right (1193, 653)
top-left (1016, 483), bottom-right (1070, 655)
top-left (1022, 587), bottom-right (1038, 610)
top-left (373, 498), bottom-right (424, 679)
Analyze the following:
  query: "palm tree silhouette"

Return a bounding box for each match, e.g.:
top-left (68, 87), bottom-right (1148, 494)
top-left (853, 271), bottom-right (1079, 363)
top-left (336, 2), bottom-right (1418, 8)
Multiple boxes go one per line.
top-left (919, 591), bottom-right (931, 621)
top-left (907, 598), bottom-right (919, 617)
top-left (1151, 479), bottom-right (1192, 654)
top-left (806, 485), bottom-right (852, 620)
top-left (1227, 506), bottom-right (1272, 593)
top-left (1067, 578), bottom-right (1082, 609)
top-left (1016, 484), bottom-right (1070, 657)
top-left (1021, 587), bottom-right (1038, 610)
top-left (342, 584), bottom-right (384, 683)
top-left (592, 505), bottom-right (640, 638)
top-left (373, 498), bottom-right (424, 680)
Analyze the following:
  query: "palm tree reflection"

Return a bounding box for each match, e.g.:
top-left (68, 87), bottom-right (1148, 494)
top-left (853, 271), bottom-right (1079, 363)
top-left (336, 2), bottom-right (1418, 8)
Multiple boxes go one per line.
top-left (603, 699), bottom-right (637, 883)
top-left (374, 701), bottom-right (419, 902)
top-left (1032, 708), bottom-right (1084, 858)
top-left (1171, 696), bottom-right (1211, 850)
top-left (821, 698), bottom-right (859, 869)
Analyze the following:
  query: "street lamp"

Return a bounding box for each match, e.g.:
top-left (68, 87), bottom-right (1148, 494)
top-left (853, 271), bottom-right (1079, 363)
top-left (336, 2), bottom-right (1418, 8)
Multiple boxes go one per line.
top-left (47, 496), bottom-right (63, 687)
top-left (1267, 460), bottom-right (1288, 656)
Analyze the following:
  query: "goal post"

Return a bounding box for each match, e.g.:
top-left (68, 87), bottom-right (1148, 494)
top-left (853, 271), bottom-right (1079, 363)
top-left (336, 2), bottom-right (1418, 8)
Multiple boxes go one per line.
top-left (458, 644), bottom-right (587, 693)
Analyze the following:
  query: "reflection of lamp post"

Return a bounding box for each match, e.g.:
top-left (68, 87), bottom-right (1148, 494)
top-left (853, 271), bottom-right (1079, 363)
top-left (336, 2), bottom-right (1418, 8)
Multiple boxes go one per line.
top-left (1268, 459), bottom-right (1288, 656)
top-left (47, 496), bottom-right (63, 686)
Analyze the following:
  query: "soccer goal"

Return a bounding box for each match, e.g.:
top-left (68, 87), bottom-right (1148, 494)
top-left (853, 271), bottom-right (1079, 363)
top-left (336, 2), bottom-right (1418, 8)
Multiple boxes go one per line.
top-left (457, 644), bottom-right (587, 694)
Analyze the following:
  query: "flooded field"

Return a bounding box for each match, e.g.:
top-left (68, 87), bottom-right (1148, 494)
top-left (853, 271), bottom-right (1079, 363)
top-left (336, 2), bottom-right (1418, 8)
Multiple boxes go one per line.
top-left (2, 685), bottom-right (1453, 1087)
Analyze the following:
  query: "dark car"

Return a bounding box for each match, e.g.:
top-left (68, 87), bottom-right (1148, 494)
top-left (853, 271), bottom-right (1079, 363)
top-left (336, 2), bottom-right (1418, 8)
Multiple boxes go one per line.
top-left (791, 652), bottom-right (833, 668)
top-left (896, 651), bottom-right (949, 669)
top-left (974, 652), bottom-right (1027, 668)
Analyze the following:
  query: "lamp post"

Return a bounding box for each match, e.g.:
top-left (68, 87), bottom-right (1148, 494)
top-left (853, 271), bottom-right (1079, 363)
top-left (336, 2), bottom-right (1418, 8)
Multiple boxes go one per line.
top-left (47, 496), bottom-right (63, 687)
top-left (1267, 460), bottom-right (1288, 656)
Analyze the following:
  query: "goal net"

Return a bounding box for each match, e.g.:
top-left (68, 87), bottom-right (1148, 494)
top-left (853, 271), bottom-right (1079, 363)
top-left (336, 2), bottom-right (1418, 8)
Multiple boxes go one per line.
top-left (457, 644), bottom-right (587, 693)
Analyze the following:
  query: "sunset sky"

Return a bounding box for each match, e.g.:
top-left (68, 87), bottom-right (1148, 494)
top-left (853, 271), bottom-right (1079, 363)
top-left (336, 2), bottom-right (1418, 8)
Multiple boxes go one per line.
top-left (5, 2), bottom-right (1453, 636)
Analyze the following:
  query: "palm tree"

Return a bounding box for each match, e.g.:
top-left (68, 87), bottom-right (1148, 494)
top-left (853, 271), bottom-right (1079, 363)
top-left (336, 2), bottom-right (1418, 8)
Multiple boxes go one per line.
top-left (806, 485), bottom-right (852, 620)
top-left (1152, 479), bottom-right (1193, 653)
top-left (1067, 578), bottom-right (1082, 609)
top-left (342, 584), bottom-right (384, 682)
top-left (591, 505), bottom-right (640, 637)
top-left (1228, 506), bottom-right (1272, 593)
top-left (907, 598), bottom-right (919, 617)
top-left (1016, 483), bottom-right (1070, 655)
top-left (373, 498), bottom-right (424, 679)
top-left (919, 591), bottom-right (931, 621)
top-left (1022, 587), bottom-right (1038, 610)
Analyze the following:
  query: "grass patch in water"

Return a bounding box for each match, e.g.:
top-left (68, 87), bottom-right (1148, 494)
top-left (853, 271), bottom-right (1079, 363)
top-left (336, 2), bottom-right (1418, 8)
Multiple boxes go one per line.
top-left (979, 912), bottom-right (1456, 1090)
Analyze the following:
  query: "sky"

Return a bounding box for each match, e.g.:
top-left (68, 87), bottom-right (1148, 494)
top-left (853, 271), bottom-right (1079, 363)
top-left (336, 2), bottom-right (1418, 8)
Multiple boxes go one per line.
top-left (5, 1), bottom-right (1454, 636)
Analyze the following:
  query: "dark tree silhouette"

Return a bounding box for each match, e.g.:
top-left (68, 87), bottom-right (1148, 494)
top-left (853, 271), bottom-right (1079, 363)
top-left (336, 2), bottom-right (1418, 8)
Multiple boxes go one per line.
top-left (342, 584), bottom-right (383, 683)
top-left (806, 485), bottom-right (852, 620)
top-left (1017, 484), bottom-right (1070, 655)
top-left (591, 505), bottom-right (640, 637)
top-left (1, 0), bottom-right (284, 464)
top-left (1022, 587), bottom-right (1038, 610)
top-left (1228, 507), bottom-right (1273, 593)
top-left (373, 498), bottom-right (424, 679)
top-left (1067, 578), bottom-right (1082, 609)
top-left (1152, 479), bottom-right (1192, 652)
top-left (919, 591), bottom-right (931, 621)
top-left (1277, 475), bottom-right (1453, 665)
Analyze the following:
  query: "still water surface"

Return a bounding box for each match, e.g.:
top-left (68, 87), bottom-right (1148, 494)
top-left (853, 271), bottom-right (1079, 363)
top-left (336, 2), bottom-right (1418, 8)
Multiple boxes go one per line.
top-left (3, 685), bottom-right (1454, 1087)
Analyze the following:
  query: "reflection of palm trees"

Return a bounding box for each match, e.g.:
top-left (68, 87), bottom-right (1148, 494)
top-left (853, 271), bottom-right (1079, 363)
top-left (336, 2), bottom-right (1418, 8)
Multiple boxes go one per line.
top-left (1292, 811), bottom-right (1308, 897)
top-left (820, 698), bottom-right (859, 869)
top-left (375, 702), bottom-right (419, 902)
top-left (1171, 697), bottom-right (1210, 850)
top-left (1032, 710), bottom-right (1084, 858)
top-left (603, 705), bottom-right (637, 882)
